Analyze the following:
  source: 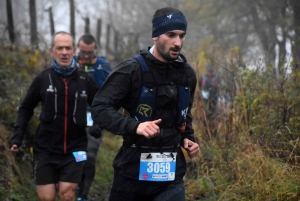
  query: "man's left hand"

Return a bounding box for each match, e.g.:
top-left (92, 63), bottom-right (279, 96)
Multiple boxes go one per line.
top-left (88, 124), bottom-right (102, 139)
top-left (183, 138), bottom-right (199, 158)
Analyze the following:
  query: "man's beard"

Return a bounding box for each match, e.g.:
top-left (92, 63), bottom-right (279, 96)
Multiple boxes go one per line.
top-left (156, 41), bottom-right (181, 62)
top-left (78, 56), bottom-right (93, 65)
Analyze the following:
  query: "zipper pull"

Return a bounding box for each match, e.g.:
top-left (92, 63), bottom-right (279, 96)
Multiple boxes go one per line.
top-left (80, 90), bottom-right (87, 98)
top-left (47, 85), bottom-right (54, 92)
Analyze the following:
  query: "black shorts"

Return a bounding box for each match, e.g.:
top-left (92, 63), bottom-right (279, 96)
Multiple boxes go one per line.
top-left (34, 153), bottom-right (84, 185)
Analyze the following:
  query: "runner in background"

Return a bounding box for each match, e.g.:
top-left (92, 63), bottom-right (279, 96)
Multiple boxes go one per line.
top-left (199, 63), bottom-right (220, 116)
top-left (10, 31), bottom-right (98, 201)
top-left (75, 34), bottom-right (112, 201)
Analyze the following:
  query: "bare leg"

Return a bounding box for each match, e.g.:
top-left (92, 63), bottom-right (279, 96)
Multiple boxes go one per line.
top-left (36, 184), bottom-right (56, 201)
top-left (59, 182), bottom-right (78, 201)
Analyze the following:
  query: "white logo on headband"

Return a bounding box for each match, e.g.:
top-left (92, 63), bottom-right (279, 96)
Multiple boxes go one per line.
top-left (167, 14), bottom-right (173, 19)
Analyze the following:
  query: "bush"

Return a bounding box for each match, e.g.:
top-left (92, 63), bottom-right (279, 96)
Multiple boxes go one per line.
top-left (0, 46), bottom-right (46, 200)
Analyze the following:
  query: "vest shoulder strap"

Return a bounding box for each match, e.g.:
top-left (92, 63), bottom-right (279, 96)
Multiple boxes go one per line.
top-left (135, 55), bottom-right (149, 71)
top-left (134, 55), bottom-right (155, 87)
top-left (76, 69), bottom-right (88, 93)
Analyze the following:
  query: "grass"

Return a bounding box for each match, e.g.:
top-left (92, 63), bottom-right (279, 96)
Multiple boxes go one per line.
top-left (83, 109), bottom-right (300, 201)
top-left (88, 131), bottom-right (122, 201)
top-left (0, 124), bottom-right (37, 201)
top-left (2, 117), bottom-right (300, 201)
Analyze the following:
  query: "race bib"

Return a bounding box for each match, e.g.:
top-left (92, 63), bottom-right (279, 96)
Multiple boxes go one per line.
top-left (139, 152), bottom-right (177, 182)
top-left (87, 112), bottom-right (93, 126)
top-left (72, 151), bottom-right (87, 162)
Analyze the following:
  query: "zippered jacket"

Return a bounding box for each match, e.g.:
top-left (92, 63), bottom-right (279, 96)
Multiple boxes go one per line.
top-left (9, 67), bottom-right (98, 154)
top-left (91, 48), bottom-right (197, 180)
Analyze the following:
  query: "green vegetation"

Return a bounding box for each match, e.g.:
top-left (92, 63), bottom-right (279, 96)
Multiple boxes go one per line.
top-left (1, 44), bottom-right (300, 201)
top-left (89, 132), bottom-right (122, 200)
top-left (184, 42), bottom-right (300, 200)
top-left (0, 46), bottom-right (44, 201)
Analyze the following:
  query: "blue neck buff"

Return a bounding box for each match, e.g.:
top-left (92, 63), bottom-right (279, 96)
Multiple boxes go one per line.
top-left (52, 59), bottom-right (77, 77)
top-left (152, 13), bottom-right (187, 38)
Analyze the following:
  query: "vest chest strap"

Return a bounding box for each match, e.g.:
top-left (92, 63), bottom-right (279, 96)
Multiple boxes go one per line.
top-left (125, 143), bottom-right (180, 150)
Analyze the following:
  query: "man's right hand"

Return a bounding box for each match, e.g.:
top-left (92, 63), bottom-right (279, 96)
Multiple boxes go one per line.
top-left (136, 119), bottom-right (162, 139)
top-left (10, 144), bottom-right (19, 152)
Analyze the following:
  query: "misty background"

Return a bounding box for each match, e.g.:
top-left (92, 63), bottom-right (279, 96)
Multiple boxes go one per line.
top-left (2, 1), bottom-right (300, 200)
top-left (1, 0), bottom-right (300, 76)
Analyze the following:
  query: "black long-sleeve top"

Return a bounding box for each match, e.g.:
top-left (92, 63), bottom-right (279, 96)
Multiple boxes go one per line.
top-left (9, 67), bottom-right (98, 154)
top-left (91, 48), bottom-right (197, 180)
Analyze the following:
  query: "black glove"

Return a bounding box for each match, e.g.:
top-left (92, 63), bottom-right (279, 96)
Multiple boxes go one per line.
top-left (88, 124), bottom-right (102, 139)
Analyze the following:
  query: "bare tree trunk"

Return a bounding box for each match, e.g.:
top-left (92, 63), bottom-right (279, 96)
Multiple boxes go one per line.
top-left (278, 39), bottom-right (287, 76)
top-left (106, 24), bottom-right (111, 56)
top-left (84, 17), bottom-right (90, 34)
top-left (69, 0), bottom-right (75, 38)
top-left (114, 29), bottom-right (119, 61)
top-left (46, 7), bottom-right (55, 36)
top-left (114, 30), bottom-right (118, 54)
top-left (29, 0), bottom-right (38, 49)
top-left (6, 0), bottom-right (15, 44)
top-left (250, 3), bottom-right (276, 76)
top-left (96, 18), bottom-right (102, 48)
top-left (291, 0), bottom-right (300, 70)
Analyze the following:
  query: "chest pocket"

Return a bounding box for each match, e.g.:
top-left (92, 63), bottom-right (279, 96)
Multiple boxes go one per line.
top-left (130, 55), bottom-right (190, 131)
top-left (40, 73), bottom-right (57, 122)
top-left (156, 85), bottom-right (177, 109)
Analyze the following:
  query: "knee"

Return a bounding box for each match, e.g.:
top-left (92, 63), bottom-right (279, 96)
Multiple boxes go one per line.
top-left (37, 194), bottom-right (56, 201)
top-left (59, 186), bottom-right (76, 201)
top-left (36, 185), bottom-right (56, 201)
top-left (59, 191), bottom-right (75, 201)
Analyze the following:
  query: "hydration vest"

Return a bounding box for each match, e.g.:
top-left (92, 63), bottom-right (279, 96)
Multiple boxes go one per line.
top-left (75, 55), bottom-right (108, 88)
top-left (40, 69), bottom-right (88, 128)
top-left (129, 55), bottom-right (190, 132)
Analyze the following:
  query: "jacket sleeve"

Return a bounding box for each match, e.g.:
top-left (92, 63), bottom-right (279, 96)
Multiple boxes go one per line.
top-left (181, 65), bottom-right (197, 143)
top-left (9, 73), bottom-right (42, 148)
top-left (102, 58), bottom-right (112, 79)
top-left (91, 60), bottom-right (141, 135)
top-left (93, 57), bottom-right (112, 88)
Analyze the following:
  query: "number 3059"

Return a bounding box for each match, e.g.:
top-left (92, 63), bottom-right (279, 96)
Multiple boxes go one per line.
top-left (147, 162), bottom-right (171, 173)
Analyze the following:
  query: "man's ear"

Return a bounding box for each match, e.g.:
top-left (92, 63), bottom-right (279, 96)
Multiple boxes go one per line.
top-left (49, 48), bottom-right (53, 56)
top-left (152, 37), bottom-right (158, 42)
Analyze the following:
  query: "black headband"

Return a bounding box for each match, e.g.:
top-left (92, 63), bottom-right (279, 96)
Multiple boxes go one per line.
top-left (152, 13), bottom-right (187, 38)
